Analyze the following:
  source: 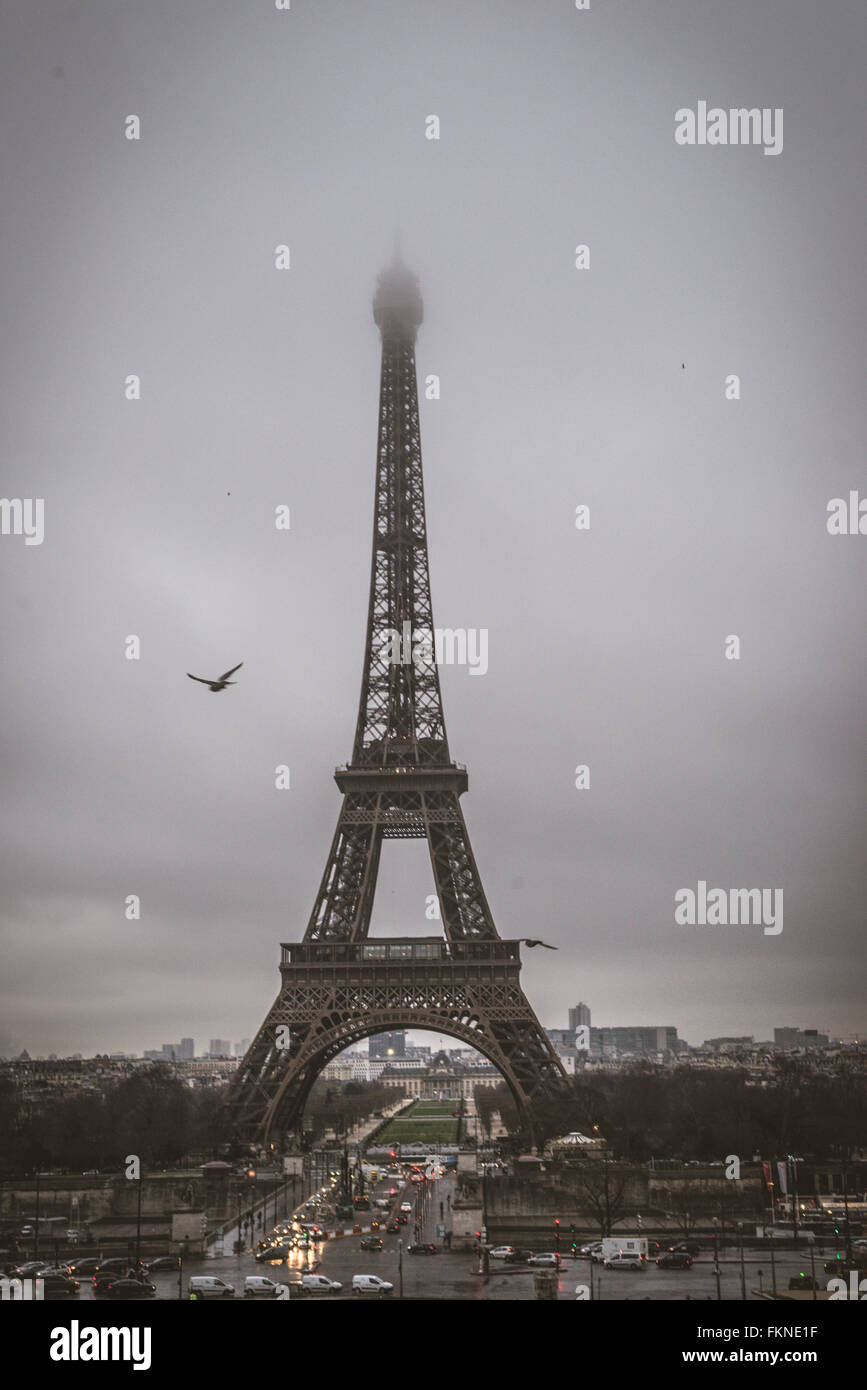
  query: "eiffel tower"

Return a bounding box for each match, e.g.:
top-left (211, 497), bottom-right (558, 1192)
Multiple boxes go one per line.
top-left (225, 254), bottom-right (568, 1149)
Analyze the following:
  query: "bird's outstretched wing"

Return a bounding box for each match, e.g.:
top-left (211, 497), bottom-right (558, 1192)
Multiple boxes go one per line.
top-left (187, 673), bottom-right (213, 684)
top-left (219, 662), bottom-right (243, 681)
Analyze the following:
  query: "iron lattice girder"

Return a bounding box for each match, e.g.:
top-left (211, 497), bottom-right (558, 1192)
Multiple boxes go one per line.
top-left (353, 331), bottom-right (448, 768)
top-left (224, 940), bottom-right (569, 1143)
top-left (304, 784), bottom-right (499, 941)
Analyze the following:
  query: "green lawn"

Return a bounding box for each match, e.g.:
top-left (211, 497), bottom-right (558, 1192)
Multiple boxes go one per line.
top-left (376, 1099), bottom-right (461, 1145)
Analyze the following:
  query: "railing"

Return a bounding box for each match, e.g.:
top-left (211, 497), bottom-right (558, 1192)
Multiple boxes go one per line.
top-left (281, 938), bottom-right (521, 967)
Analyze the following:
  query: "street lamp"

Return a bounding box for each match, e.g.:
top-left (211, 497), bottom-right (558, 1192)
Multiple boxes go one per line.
top-left (807, 1233), bottom-right (817, 1301)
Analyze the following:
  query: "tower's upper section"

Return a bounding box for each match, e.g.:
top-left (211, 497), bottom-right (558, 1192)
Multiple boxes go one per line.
top-left (373, 255), bottom-right (423, 341)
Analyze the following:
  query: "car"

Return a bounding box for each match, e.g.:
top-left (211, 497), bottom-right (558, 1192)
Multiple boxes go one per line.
top-left (397, 1214), bottom-right (408, 1225)
top-left (301, 1274), bottom-right (342, 1295)
top-left (579, 1242), bottom-right (602, 1258)
top-left (360, 1237), bottom-right (383, 1251)
top-left (657, 1251), bottom-right (693, 1269)
top-left (92, 1274), bottom-right (117, 1294)
top-left (386, 1219), bottom-right (401, 1233)
top-left (488, 1246), bottom-right (514, 1260)
top-left (407, 1244), bottom-right (438, 1256)
top-left (189, 1276), bottom-right (236, 1299)
top-left (147, 1255), bottom-right (180, 1271)
top-left (399, 1202), bottom-right (413, 1213)
top-left (352, 1274), bottom-right (393, 1297)
top-left (244, 1276), bottom-right (292, 1298)
top-left (41, 1273), bottom-right (80, 1298)
top-left (504, 1249), bottom-right (534, 1264)
top-left (668, 1241), bottom-right (701, 1255)
top-left (369, 1219), bottom-right (381, 1231)
top-left (603, 1252), bottom-right (646, 1271)
top-left (66, 1258), bottom-right (101, 1277)
top-left (527, 1253), bottom-right (560, 1267)
top-left (255, 1242), bottom-right (294, 1262)
top-left (788, 1274), bottom-right (819, 1290)
top-left (97, 1257), bottom-right (146, 1275)
top-left (101, 1278), bottom-right (156, 1299)
top-left (824, 1259), bottom-right (867, 1278)
top-left (11, 1261), bottom-right (51, 1278)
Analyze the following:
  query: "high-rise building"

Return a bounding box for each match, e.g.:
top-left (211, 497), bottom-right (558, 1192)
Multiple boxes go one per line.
top-left (591, 1026), bottom-right (679, 1056)
top-left (209, 1039), bottom-right (232, 1057)
top-left (568, 1003), bottom-right (591, 1030)
top-left (234, 1039), bottom-right (251, 1057)
top-left (179, 1037), bottom-right (195, 1059)
top-left (369, 1030), bottom-right (406, 1060)
top-left (774, 1027), bottom-right (829, 1050)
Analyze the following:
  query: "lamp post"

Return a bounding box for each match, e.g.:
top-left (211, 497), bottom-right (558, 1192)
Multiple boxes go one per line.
top-left (807, 1233), bottom-right (817, 1301)
top-left (33, 1170), bottom-right (41, 1261)
top-left (135, 1168), bottom-right (143, 1267)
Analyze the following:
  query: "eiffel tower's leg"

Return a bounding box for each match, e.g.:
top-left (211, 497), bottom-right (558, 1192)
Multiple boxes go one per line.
top-left (304, 796), bottom-right (382, 942)
top-left (423, 790), bottom-right (498, 940)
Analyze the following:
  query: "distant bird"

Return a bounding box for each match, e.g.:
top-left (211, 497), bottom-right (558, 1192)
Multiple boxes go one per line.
top-left (520, 938), bottom-right (558, 950)
top-left (187, 662), bottom-right (243, 692)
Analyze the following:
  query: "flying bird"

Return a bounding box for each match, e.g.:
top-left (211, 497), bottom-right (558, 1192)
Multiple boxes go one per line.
top-left (520, 938), bottom-right (558, 950)
top-left (187, 662), bottom-right (243, 692)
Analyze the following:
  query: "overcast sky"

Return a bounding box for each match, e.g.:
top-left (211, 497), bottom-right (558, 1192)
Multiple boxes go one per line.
top-left (1, 0), bottom-right (864, 1059)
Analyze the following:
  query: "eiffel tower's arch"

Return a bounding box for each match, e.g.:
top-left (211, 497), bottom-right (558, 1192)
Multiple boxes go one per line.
top-left (259, 1012), bottom-right (522, 1148)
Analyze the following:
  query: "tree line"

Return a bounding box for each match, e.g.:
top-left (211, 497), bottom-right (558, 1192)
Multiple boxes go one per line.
top-left (0, 1068), bottom-right (400, 1176)
top-left (474, 1059), bottom-right (867, 1161)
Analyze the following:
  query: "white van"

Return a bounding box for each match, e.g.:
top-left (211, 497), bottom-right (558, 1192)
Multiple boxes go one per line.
top-left (352, 1274), bottom-right (393, 1297)
top-left (244, 1276), bottom-right (291, 1298)
top-left (301, 1274), bottom-right (342, 1295)
top-left (189, 1276), bottom-right (235, 1299)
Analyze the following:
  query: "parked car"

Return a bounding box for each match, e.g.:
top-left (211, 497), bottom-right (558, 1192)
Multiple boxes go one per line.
top-left (360, 1237), bottom-right (383, 1251)
top-left (603, 1252), bottom-right (646, 1271)
top-left (527, 1253), bottom-right (560, 1267)
top-left (41, 1273), bottom-right (80, 1298)
top-left (244, 1276), bottom-right (292, 1298)
top-left (102, 1278), bottom-right (156, 1299)
top-left (352, 1274), bottom-right (393, 1297)
top-left (10, 1261), bottom-right (51, 1278)
top-left (407, 1244), bottom-right (438, 1256)
top-left (188, 1276), bottom-right (235, 1299)
top-left (301, 1274), bottom-right (342, 1295)
top-left (657, 1251), bottom-right (693, 1269)
top-left (488, 1246), bottom-right (514, 1260)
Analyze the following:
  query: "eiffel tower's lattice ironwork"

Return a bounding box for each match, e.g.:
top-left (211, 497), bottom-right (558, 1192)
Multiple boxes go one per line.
top-left (225, 257), bottom-right (568, 1147)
